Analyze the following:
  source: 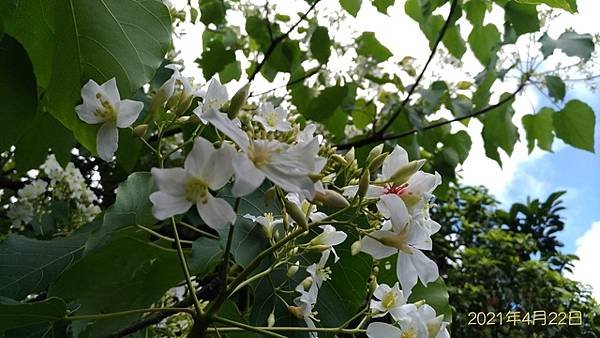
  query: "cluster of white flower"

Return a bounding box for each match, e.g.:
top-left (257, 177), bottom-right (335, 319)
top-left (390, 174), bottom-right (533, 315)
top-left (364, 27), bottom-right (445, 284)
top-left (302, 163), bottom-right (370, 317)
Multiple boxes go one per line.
top-left (7, 154), bottom-right (100, 232)
top-left (74, 72), bottom-right (449, 337)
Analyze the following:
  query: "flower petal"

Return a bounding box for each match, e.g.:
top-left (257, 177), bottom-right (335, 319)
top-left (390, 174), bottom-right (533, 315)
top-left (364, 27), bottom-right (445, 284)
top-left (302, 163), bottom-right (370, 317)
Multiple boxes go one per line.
top-left (196, 194), bottom-right (236, 229)
top-left (204, 143), bottom-right (235, 190)
top-left (378, 194), bottom-right (409, 231)
top-left (397, 252), bottom-right (418, 293)
top-left (361, 231), bottom-right (397, 260)
top-left (76, 103), bottom-right (104, 124)
top-left (382, 145), bottom-right (409, 180)
top-left (96, 122), bottom-right (118, 162)
top-left (151, 167), bottom-right (188, 196)
top-left (150, 191), bottom-right (191, 220)
top-left (116, 99), bottom-right (143, 128)
top-left (100, 78), bottom-right (121, 103)
top-left (373, 283), bottom-right (392, 300)
top-left (232, 154), bottom-right (265, 196)
top-left (184, 137), bottom-right (214, 175)
top-left (366, 322), bottom-right (403, 338)
top-left (411, 248), bottom-right (439, 286)
top-left (201, 108), bottom-right (250, 148)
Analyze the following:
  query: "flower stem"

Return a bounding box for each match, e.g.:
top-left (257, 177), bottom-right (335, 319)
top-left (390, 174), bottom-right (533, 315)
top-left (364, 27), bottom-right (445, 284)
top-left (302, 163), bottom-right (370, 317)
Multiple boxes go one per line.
top-left (66, 307), bottom-right (194, 321)
top-left (212, 315), bottom-right (287, 338)
top-left (170, 217), bottom-right (203, 318)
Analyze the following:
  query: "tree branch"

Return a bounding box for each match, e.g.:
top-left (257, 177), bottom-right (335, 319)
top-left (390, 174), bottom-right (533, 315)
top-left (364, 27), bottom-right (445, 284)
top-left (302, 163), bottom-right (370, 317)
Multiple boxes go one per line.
top-left (337, 82), bottom-right (527, 149)
top-left (249, 66), bottom-right (322, 97)
top-left (248, 0), bottom-right (321, 82)
top-left (374, 0), bottom-right (459, 136)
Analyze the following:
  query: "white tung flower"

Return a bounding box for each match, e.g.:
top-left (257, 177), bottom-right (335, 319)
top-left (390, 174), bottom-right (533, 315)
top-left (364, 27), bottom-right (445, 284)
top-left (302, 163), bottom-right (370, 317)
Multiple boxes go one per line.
top-left (366, 318), bottom-right (428, 338)
top-left (75, 78), bottom-right (144, 162)
top-left (308, 224), bottom-right (347, 261)
top-left (153, 64), bottom-right (196, 112)
top-left (417, 304), bottom-right (450, 338)
top-left (195, 77), bottom-right (228, 116)
top-left (149, 137), bottom-right (236, 229)
top-left (253, 102), bottom-right (291, 132)
top-left (361, 194), bottom-right (439, 293)
top-left (370, 282), bottom-right (415, 321)
top-left (243, 212), bottom-right (282, 239)
top-left (17, 180), bottom-right (48, 200)
top-left (198, 107), bottom-right (324, 198)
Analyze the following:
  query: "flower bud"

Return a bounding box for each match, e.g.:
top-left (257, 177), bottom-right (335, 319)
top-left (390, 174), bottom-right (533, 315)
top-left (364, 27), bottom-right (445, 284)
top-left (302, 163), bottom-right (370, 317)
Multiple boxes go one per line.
top-left (368, 152), bottom-right (388, 171)
top-left (308, 173), bottom-right (324, 182)
top-left (264, 186), bottom-right (276, 206)
top-left (267, 312), bottom-right (276, 327)
top-left (308, 244), bottom-right (330, 253)
top-left (351, 240), bottom-right (362, 256)
top-left (287, 262), bottom-right (300, 277)
top-left (369, 277), bottom-right (378, 294)
top-left (366, 144), bottom-right (384, 164)
top-left (284, 199), bottom-right (308, 230)
top-left (288, 306), bottom-right (304, 319)
top-left (132, 124), bottom-right (149, 138)
top-left (331, 154), bottom-right (348, 166)
top-left (228, 83), bottom-right (250, 119)
top-left (344, 147), bottom-right (355, 164)
top-left (314, 190), bottom-right (349, 209)
top-left (176, 115), bottom-right (191, 124)
top-left (302, 276), bottom-right (313, 290)
top-left (150, 83), bottom-right (172, 113)
top-left (389, 159), bottom-right (426, 184)
top-left (358, 169), bottom-right (370, 198)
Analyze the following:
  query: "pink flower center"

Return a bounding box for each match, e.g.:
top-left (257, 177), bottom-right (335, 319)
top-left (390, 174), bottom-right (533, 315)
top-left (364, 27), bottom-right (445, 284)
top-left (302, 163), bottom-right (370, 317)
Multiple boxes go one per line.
top-left (384, 183), bottom-right (408, 196)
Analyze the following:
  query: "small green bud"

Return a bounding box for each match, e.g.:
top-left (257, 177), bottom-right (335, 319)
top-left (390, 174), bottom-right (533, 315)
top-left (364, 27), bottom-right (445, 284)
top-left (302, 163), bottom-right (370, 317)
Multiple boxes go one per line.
top-left (368, 152), bottom-right (388, 171)
top-left (175, 115), bottom-right (191, 124)
top-left (389, 159), bottom-right (426, 184)
top-left (308, 244), bottom-right (330, 252)
top-left (288, 306), bottom-right (304, 319)
top-left (267, 312), bottom-right (276, 327)
top-left (302, 277), bottom-right (313, 290)
top-left (284, 199), bottom-right (309, 230)
top-left (264, 186), bottom-right (276, 206)
top-left (358, 169), bottom-right (370, 198)
top-left (366, 144), bottom-right (384, 164)
top-left (369, 277), bottom-right (378, 294)
top-left (331, 154), bottom-right (348, 165)
top-left (314, 190), bottom-right (349, 209)
top-left (150, 86), bottom-right (170, 114)
top-left (228, 83), bottom-right (250, 119)
top-left (344, 147), bottom-right (355, 164)
top-left (287, 262), bottom-right (300, 277)
top-left (132, 124), bottom-right (149, 138)
top-left (351, 240), bottom-right (362, 256)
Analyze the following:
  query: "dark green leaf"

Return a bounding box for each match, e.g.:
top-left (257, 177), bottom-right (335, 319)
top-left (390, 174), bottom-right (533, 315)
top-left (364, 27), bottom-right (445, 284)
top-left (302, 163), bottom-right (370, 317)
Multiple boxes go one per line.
top-left (190, 237), bottom-right (224, 277)
top-left (0, 233), bottom-right (88, 300)
top-left (340, 0), bottom-right (362, 16)
top-left (553, 99), bottom-right (595, 152)
top-left (515, 0), bottom-right (576, 12)
top-left (310, 26), bottom-right (331, 64)
top-left (473, 69), bottom-right (497, 110)
top-left (468, 24), bottom-right (500, 65)
top-left (267, 40), bottom-right (302, 73)
top-left (245, 16), bottom-right (271, 51)
top-left (324, 108), bottom-right (349, 141)
top-left (199, 39), bottom-right (236, 80)
top-left (372, 0), bottom-right (395, 14)
top-left (464, 0), bottom-right (487, 27)
top-left (304, 86), bottom-right (349, 121)
top-left (0, 297), bottom-right (67, 333)
top-left (357, 32), bottom-right (392, 63)
top-left (522, 107), bottom-right (554, 153)
top-left (407, 278), bottom-right (452, 322)
top-left (482, 93), bottom-right (519, 166)
top-left (443, 25), bottom-right (467, 58)
top-left (545, 75), bottom-right (566, 101)
top-left (539, 31), bottom-right (594, 61)
top-left (0, 35), bottom-right (37, 151)
top-left (45, 0), bottom-right (172, 152)
top-left (443, 130), bottom-right (472, 163)
top-left (505, 1), bottom-right (540, 36)
top-left (199, 0), bottom-right (226, 26)
top-left (219, 60), bottom-right (242, 83)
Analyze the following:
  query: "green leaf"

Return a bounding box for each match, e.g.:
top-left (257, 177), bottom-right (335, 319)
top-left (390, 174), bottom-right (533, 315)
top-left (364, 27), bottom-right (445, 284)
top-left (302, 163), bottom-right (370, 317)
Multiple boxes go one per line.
top-left (190, 237), bottom-right (224, 277)
top-left (443, 130), bottom-right (472, 163)
top-left (553, 99), bottom-right (595, 152)
top-left (468, 24), bottom-right (500, 65)
top-left (199, 39), bottom-right (236, 80)
top-left (545, 75), bottom-right (566, 101)
top-left (357, 32), bottom-right (392, 63)
top-left (505, 1), bottom-right (540, 36)
top-left (407, 278), bottom-right (452, 322)
top-left (14, 113), bottom-right (75, 173)
top-left (515, 0), bottom-right (576, 12)
top-left (473, 68), bottom-right (497, 110)
top-left (464, 0), bottom-right (488, 27)
top-left (49, 236), bottom-right (196, 338)
top-left (110, 172), bottom-right (157, 227)
top-left (267, 40), bottom-right (302, 73)
top-left (372, 0), bottom-right (395, 14)
top-left (44, 0), bottom-right (172, 153)
top-left (443, 25), bottom-right (467, 58)
top-left (0, 231), bottom-right (92, 300)
top-left (199, 0), bottom-right (226, 26)
top-left (310, 26), bottom-right (331, 64)
top-left (0, 297), bottom-right (67, 333)
top-left (522, 107), bottom-right (554, 153)
top-left (219, 60), bottom-right (242, 83)
top-left (482, 93), bottom-right (519, 166)
top-left (0, 35), bottom-right (37, 151)
top-left (304, 85), bottom-right (349, 122)
top-left (539, 31), bottom-right (594, 61)
top-left (340, 0), bottom-right (362, 17)
top-left (245, 16), bottom-right (271, 52)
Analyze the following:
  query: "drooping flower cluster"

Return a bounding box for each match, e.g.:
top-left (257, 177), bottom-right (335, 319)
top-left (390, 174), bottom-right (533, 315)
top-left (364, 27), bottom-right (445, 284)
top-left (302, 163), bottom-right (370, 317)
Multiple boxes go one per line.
top-left (6, 154), bottom-right (100, 233)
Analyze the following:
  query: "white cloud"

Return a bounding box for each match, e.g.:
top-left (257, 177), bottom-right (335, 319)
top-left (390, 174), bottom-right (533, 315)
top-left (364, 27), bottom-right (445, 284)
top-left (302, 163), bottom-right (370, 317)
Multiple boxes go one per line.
top-left (571, 221), bottom-right (600, 299)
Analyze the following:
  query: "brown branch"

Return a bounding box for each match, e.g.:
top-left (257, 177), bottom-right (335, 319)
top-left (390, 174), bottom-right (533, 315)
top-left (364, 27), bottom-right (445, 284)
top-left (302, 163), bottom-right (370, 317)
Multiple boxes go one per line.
top-left (247, 0), bottom-right (321, 82)
top-left (373, 0), bottom-right (459, 136)
top-left (337, 82), bottom-right (527, 149)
